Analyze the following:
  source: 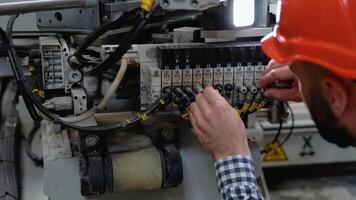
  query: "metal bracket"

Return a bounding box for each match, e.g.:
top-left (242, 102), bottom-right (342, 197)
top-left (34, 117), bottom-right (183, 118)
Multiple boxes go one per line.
top-left (71, 88), bottom-right (88, 116)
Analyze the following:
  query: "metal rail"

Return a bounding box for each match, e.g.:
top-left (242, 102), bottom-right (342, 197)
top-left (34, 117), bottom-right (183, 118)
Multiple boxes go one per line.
top-left (0, 0), bottom-right (97, 15)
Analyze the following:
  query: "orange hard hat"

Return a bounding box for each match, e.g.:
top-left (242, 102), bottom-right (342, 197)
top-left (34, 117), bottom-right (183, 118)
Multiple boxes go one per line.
top-left (261, 0), bottom-right (356, 80)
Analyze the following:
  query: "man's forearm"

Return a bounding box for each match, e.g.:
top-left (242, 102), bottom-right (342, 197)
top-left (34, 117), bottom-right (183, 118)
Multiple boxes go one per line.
top-left (215, 155), bottom-right (264, 200)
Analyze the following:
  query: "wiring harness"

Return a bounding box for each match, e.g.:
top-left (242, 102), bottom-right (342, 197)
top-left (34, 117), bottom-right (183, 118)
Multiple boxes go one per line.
top-left (0, 0), bottom-right (172, 133)
top-left (0, 82), bottom-right (20, 200)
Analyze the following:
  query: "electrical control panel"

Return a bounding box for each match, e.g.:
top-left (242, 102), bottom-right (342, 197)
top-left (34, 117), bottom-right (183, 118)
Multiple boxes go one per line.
top-left (137, 43), bottom-right (269, 113)
top-left (40, 37), bottom-right (82, 93)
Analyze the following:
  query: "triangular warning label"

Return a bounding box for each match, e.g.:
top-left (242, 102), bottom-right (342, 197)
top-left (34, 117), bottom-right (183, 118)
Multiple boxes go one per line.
top-left (263, 141), bottom-right (288, 162)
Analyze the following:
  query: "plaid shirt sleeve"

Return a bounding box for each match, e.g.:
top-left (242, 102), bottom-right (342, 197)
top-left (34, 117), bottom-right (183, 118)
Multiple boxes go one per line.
top-left (214, 155), bottom-right (264, 200)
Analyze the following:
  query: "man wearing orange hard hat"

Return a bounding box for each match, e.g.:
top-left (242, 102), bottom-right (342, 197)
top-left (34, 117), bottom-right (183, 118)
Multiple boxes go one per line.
top-left (189, 0), bottom-right (356, 199)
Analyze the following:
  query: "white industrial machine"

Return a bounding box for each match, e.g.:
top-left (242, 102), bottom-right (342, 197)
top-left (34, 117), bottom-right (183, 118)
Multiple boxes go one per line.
top-left (1, 0), bottom-right (356, 200)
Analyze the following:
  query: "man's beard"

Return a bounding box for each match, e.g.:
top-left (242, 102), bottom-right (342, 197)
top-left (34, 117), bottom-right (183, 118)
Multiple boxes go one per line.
top-left (305, 90), bottom-right (356, 148)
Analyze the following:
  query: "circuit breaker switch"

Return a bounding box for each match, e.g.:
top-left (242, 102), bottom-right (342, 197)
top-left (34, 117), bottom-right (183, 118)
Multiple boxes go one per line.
top-left (247, 84), bottom-right (258, 94)
top-left (194, 85), bottom-right (204, 94)
top-left (213, 84), bottom-right (224, 95)
top-left (224, 83), bottom-right (233, 100)
top-left (183, 87), bottom-right (197, 102)
top-left (162, 87), bottom-right (173, 103)
top-left (238, 85), bottom-right (248, 94)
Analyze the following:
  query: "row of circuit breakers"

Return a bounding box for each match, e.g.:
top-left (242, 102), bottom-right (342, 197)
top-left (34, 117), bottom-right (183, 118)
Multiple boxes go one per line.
top-left (139, 42), bottom-right (270, 112)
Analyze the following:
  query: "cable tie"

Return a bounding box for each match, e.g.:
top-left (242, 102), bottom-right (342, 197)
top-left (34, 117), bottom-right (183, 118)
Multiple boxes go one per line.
top-left (159, 99), bottom-right (166, 105)
top-left (139, 113), bottom-right (149, 121)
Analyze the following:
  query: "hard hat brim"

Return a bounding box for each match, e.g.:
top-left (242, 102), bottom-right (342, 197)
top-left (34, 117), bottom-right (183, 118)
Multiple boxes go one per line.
top-left (261, 31), bottom-right (356, 80)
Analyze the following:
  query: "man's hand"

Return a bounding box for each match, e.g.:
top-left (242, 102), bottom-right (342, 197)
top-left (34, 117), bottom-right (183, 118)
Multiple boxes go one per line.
top-left (259, 60), bottom-right (302, 102)
top-left (189, 87), bottom-right (251, 160)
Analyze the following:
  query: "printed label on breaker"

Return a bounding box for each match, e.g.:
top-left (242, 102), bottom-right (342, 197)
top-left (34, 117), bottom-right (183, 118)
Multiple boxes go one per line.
top-left (183, 67), bottom-right (193, 87)
top-left (224, 64), bottom-right (234, 84)
top-left (213, 65), bottom-right (224, 86)
top-left (234, 65), bottom-right (244, 86)
top-left (162, 68), bottom-right (172, 88)
top-left (172, 67), bottom-right (183, 87)
top-left (254, 64), bottom-right (265, 85)
top-left (203, 66), bottom-right (213, 87)
top-left (243, 65), bottom-right (254, 87)
top-left (193, 66), bottom-right (203, 86)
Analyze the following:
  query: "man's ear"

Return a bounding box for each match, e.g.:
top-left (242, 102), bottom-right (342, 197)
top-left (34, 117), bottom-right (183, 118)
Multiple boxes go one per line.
top-left (321, 76), bottom-right (348, 118)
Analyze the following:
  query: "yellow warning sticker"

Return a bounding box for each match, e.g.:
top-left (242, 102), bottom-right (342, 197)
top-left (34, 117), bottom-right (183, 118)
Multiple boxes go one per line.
top-left (263, 141), bottom-right (288, 162)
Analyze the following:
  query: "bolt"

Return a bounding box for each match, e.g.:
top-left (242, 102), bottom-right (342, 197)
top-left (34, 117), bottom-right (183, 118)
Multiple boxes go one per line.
top-left (72, 73), bottom-right (79, 79)
top-left (162, 129), bottom-right (175, 141)
top-left (191, 0), bottom-right (198, 7)
top-left (163, 0), bottom-right (169, 6)
top-left (85, 135), bottom-right (100, 147)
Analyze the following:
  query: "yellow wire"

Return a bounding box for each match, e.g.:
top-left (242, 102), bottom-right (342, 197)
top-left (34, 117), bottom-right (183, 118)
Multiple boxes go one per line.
top-left (160, 99), bottom-right (166, 105)
top-left (240, 102), bottom-right (251, 114)
top-left (141, 0), bottom-right (155, 12)
top-left (139, 113), bottom-right (149, 121)
top-left (248, 102), bottom-right (259, 113)
top-left (256, 101), bottom-right (266, 111)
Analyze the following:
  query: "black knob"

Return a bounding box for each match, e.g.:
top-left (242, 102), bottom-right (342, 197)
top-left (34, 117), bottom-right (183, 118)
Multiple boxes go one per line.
top-left (224, 83), bottom-right (233, 92)
top-left (183, 87), bottom-right (196, 101)
top-left (214, 84), bottom-right (224, 95)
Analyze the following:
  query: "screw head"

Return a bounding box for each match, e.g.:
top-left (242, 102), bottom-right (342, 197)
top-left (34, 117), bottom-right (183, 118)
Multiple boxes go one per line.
top-left (162, 129), bottom-right (175, 141)
top-left (85, 135), bottom-right (100, 147)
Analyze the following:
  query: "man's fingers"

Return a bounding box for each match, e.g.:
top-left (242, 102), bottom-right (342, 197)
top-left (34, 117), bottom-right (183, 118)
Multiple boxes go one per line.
top-left (263, 88), bottom-right (301, 102)
top-left (190, 102), bottom-right (207, 128)
top-left (259, 66), bottom-right (295, 89)
top-left (202, 87), bottom-right (224, 104)
top-left (189, 104), bottom-right (207, 138)
top-left (264, 60), bottom-right (290, 75)
top-left (195, 93), bottom-right (211, 112)
top-left (189, 112), bottom-right (204, 137)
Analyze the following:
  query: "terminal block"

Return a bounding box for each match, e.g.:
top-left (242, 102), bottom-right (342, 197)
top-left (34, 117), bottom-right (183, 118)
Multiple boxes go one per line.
top-left (136, 42), bottom-right (270, 116)
top-left (140, 42), bottom-right (269, 115)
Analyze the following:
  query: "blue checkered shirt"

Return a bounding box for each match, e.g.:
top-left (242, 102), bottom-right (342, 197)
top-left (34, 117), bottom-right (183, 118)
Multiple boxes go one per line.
top-left (215, 155), bottom-right (264, 200)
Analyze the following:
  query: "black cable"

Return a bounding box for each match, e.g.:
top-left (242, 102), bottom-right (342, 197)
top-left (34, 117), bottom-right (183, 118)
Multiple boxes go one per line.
top-left (85, 7), bottom-right (158, 75)
top-left (260, 102), bottom-right (295, 154)
top-left (5, 15), bottom-right (42, 122)
top-left (25, 122), bottom-right (43, 167)
top-left (260, 102), bottom-right (285, 154)
top-left (280, 102), bottom-right (294, 146)
top-left (71, 7), bottom-right (141, 66)
top-left (1, 13), bottom-right (166, 133)
top-left (271, 119), bottom-right (283, 144)
top-left (17, 76), bottom-right (165, 132)
top-left (270, 102), bottom-right (285, 144)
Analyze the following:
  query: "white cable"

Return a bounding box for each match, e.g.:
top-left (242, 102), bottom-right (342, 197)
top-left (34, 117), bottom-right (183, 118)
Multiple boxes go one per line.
top-left (60, 58), bottom-right (129, 123)
top-left (97, 58), bottom-right (128, 111)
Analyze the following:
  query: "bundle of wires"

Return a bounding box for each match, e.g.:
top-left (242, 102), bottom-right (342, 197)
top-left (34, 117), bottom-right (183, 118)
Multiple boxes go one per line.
top-left (260, 102), bottom-right (295, 154)
top-left (4, 15), bottom-right (42, 123)
top-left (71, 4), bottom-right (156, 75)
top-left (0, 81), bottom-right (20, 200)
top-left (68, 7), bottom-right (141, 68)
top-left (0, 2), bottom-right (169, 133)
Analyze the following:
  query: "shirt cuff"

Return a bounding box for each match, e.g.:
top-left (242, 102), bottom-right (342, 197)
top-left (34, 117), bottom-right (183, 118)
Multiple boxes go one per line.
top-left (214, 155), bottom-right (258, 191)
